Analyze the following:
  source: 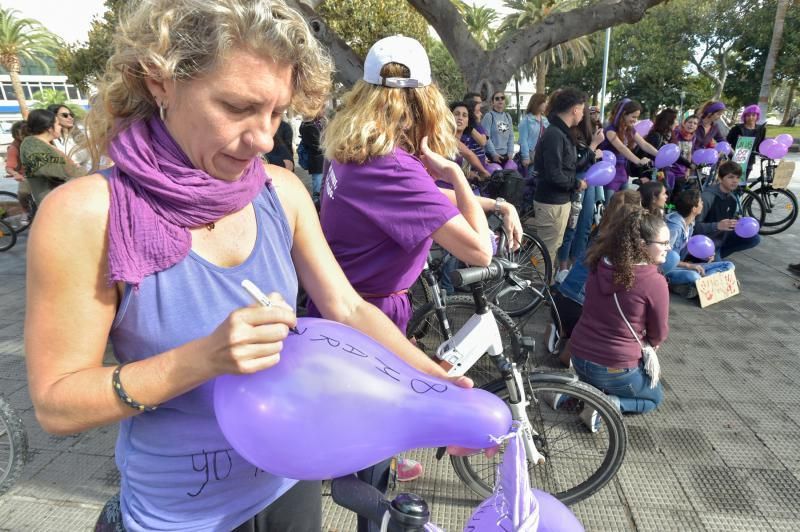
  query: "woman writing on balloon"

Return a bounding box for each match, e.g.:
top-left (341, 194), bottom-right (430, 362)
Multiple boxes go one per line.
top-left (24, 3), bottom-right (472, 531)
top-left (598, 99), bottom-right (659, 201)
top-left (310, 35), bottom-right (522, 489)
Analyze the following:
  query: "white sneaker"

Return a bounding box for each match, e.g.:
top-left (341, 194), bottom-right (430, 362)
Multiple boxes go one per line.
top-left (579, 407), bottom-right (601, 433)
top-left (554, 269), bottom-right (569, 284)
top-left (545, 322), bottom-right (559, 354)
top-left (541, 391), bottom-right (565, 410)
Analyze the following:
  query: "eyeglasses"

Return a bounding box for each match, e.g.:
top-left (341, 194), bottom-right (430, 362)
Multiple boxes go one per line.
top-left (494, 96), bottom-right (505, 101)
top-left (647, 240), bottom-right (671, 247)
top-left (59, 112), bottom-right (74, 118)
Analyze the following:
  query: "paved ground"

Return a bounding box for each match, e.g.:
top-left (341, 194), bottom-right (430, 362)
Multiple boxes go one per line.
top-left (1, 159), bottom-right (800, 531)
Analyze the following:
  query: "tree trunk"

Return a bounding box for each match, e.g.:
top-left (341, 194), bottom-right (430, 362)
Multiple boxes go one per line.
top-left (782, 80), bottom-right (797, 126)
top-left (5, 58), bottom-right (28, 119)
top-left (757, 0), bottom-right (790, 121)
top-left (535, 56), bottom-right (548, 94)
top-left (514, 74), bottom-right (520, 119)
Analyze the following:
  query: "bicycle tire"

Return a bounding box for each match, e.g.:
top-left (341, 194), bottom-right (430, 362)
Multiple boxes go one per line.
top-left (748, 186), bottom-right (798, 235)
top-left (0, 396), bottom-right (28, 496)
top-left (406, 296), bottom-right (522, 388)
top-left (486, 232), bottom-right (552, 318)
top-left (0, 191), bottom-right (34, 234)
top-left (408, 274), bottom-right (435, 315)
top-left (451, 378), bottom-right (627, 506)
top-left (738, 189), bottom-right (767, 228)
top-left (0, 220), bottom-right (17, 252)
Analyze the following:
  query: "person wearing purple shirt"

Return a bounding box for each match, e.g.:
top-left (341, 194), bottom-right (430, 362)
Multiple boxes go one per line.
top-left (310, 35), bottom-right (521, 501)
top-left (24, 5), bottom-right (473, 532)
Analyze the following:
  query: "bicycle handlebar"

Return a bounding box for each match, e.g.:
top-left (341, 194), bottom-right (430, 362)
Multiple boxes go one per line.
top-left (450, 258), bottom-right (505, 288)
top-left (330, 475), bottom-right (431, 531)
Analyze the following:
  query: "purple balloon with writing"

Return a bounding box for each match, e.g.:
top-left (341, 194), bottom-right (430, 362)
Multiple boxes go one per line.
top-left (214, 318), bottom-right (513, 480)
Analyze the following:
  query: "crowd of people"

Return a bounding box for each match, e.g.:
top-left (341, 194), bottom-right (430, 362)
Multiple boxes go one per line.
top-left (13, 0), bottom-right (788, 530)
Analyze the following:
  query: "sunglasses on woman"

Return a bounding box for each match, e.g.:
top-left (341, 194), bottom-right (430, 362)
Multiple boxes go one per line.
top-left (494, 96), bottom-right (505, 101)
top-left (59, 112), bottom-right (74, 118)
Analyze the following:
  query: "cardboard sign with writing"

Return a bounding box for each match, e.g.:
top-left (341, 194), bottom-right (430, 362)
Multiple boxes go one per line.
top-left (696, 270), bottom-right (740, 308)
top-left (772, 160), bottom-right (795, 190)
top-left (732, 136), bottom-right (755, 185)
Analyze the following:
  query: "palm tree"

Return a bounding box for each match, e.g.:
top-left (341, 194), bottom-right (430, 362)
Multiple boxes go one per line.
top-left (0, 8), bottom-right (61, 118)
top-left (757, 0), bottom-right (790, 120)
top-left (455, 1), bottom-right (500, 50)
top-left (502, 0), bottom-right (594, 93)
top-left (31, 88), bottom-right (85, 119)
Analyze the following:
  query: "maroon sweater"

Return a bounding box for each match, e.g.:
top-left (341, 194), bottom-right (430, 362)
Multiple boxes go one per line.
top-left (570, 260), bottom-right (669, 369)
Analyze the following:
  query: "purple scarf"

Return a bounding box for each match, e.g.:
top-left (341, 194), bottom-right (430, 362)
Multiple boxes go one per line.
top-left (107, 115), bottom-right (269, 287)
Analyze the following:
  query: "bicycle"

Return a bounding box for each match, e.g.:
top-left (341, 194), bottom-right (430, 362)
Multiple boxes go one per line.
top-left (0, 395), bottom-right (27, 496)
top-left (741, 155), bottom-right (798, 235)
top-left (408, 258), bottom-right (627, 505)
top-left (0, 219), bottom-right (16, 252)
top-left (0, 190), bottom-right (36, 235)
top-left (681, 163), bottom-right (767, 228)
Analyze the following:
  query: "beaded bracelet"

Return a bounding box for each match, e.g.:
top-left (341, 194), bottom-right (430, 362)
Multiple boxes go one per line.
top-left (112, 363), bottom-right (158, 412)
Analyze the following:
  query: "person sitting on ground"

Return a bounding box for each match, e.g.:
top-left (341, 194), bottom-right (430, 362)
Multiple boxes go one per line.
top-left (664, 188), bottom-right (735, 298)
top-left (726, 104), bottom-right (766, 179)
top-left (481, 90), bottom-right (515, 165)
top-left (531, 87), bottom-right (589, 278)
top-left (639, 180), bottom-right (668, 217)
top-left (568, 208), bottom-right (669, 419)
top-left (598, 99), bottom-right (659, 201)
top-left (694, 161), bottom-right (760, 259)
top-left (548, 189), bottom-right (643, 367)
top-left (20, 109), bottom-right (86, 204)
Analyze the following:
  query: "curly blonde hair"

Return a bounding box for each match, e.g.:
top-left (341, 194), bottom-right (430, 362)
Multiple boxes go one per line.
top-left (323, 63), bottom-right (458, 164)
top-left (84, 0), bottom-right (332, 168)
top-left (586, 208), bottom-right (666, 290)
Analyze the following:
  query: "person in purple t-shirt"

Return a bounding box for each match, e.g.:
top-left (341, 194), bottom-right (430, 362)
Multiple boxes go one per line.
top-left (598, 99), bottom-right (659, 201)
top-left (311, 35), bottom-right (522, 494)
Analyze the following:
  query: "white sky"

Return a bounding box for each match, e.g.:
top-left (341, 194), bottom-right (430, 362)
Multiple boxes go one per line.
top-left (3, 1), bottom-right (512, 45)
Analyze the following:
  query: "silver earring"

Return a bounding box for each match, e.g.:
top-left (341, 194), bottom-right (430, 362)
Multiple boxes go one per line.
top-left (159, 102), bottom-right (167, 122)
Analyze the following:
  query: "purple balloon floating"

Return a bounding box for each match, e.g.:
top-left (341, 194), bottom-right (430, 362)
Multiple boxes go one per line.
top-left (715, 141), bottom-right (732, 155)
top-left (775, 133), bottom-right (794, 148)
top-left (759, 138), bottom-right (788, 160)
top-left (654, 143), bottom-right (680, 169)
top-left (214, 318), bottom-right (512, 480)
top-left (634, 119), bottom-right (653, 137)
top-left (735, 216), bottom-right (760, 238)
top-left (584, 161), bottom-right (616, 186)
top-left (687, 235), bottom-right (715, 259)
top-left (601, 150), bottom-right (617, 166)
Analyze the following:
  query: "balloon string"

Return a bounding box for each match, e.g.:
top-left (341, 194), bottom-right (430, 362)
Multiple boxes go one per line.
top-left (488, 422), bottom-right (521, 445)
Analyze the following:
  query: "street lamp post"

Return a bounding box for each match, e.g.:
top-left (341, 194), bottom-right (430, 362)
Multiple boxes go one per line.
top-left (679, 90), bottom-right (686, 121)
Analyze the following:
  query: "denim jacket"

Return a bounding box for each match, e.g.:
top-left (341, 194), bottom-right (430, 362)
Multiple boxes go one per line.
top-left (665, 211), bottom-right (693, 260)
top-left (518, 114), bottom-right (548, 163)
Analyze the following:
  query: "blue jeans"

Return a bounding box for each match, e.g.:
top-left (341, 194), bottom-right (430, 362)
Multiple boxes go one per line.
top-left (557, 184), bottom-right (596, 264)
top-left (660, 250), bottom-right (680, 275)
top-left (719, 233), bottom-right (760, 259)
top-left (665, 261), bottom-right (735, 285)
top-left (311, 172), bottom-right (323, 200)
top-left (572, 355), bottom-right (664, 414)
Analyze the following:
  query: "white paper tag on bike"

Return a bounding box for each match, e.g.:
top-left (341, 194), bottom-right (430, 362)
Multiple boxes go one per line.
top-left (436, 312), bottom-right (503, 376)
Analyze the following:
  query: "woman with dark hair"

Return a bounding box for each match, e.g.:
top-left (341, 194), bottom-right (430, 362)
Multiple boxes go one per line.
top-left (639, 180), bottom-right (668, 217)
top-left (598, 99), bottom-right (659, 200)
top-left (450, 100), bottom-right (490, 180)
top-left (667, 114), bottom-right (699, 196)
top-left (518, 93), bottom-right (549, 176)
top-left (20, 109), bottom-right (85, 203)
top-left (4, 120), bottom-right (27, 181)
top-left (47, 104), bottom-right (91, 171)
top-left (634, 108), bottom-right (693, 185)
top-left (726, 104), bottom-right (766, 178)
top-left (694, 100), bottom-right (727, 150)
top-left (568, 208), bottom-right (669, 418)
top-left (556, 103), bottom-right (604, 275)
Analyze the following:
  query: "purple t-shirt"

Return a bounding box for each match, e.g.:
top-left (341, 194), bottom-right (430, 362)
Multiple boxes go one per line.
top-left (599, 124), bottom-right (634, 190)
top-left (314, 148), bottom-right (459, 331)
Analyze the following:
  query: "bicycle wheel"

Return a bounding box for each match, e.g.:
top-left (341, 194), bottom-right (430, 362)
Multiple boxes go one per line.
top-left (0, 220), bottom-right (17, 252)
top-left (739, 189), bottom-right (767, 228)
top-left (408, 274), bottom-right (434, 314)
top-left (406, 295), bottom-right (522, 388)
top-left (748, 187), bottom-right (798, 235)
top-left (486, 232), bottom-right (552, 318)
top-left (0, 191), bottom-right (34, 234)
top-left (451, 378), bottom-right (627, 505)
top-left (0, 396), bottom-right (28, 496)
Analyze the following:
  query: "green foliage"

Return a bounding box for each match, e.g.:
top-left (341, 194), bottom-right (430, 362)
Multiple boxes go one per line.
top-left (455, 1), bottom-right (500, 50)
top-left (29, 89), bottom-right (86, 118)
top-left (56, 0), bottom-right (130, 91)
top-left (427, 39), bottom-right (466, 102)
top-left (0, 8), bottom-right (61, 72)
top-left (318, 0), bottom-right (429, 60)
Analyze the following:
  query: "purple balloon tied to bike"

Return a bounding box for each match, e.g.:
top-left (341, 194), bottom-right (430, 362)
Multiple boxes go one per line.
top-left (214, 317), bottom-right (513, 480)
top-left (583, 161), bottom-right (615, 187)
top-left (654, 144), bottom-right (680, 169)
top-left (633, 119), bottom-right (652, 137)
top-left (687, 235), bottom-right (715, 259)
top-left (735, 217), bottom-right (759, 238)
top-left (715, 141), bottom-right (732, 155)
top-left (775, 133), bottom-right (794, 148)
top-left (759, 138), bottom-right (788, 160)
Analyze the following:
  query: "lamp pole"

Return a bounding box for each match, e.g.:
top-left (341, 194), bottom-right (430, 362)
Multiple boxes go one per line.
top-left (679, 90), bottom-right (686, 121)
top-left (599, 28), bottom-right (611, 120)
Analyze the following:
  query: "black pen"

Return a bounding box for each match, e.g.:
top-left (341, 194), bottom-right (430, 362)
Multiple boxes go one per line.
top-left (241, 279), bottom-right (300, 334)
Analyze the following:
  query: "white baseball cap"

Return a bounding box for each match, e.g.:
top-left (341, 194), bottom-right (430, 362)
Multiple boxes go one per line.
top-left (362, 35), bottom-right (432, 89)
